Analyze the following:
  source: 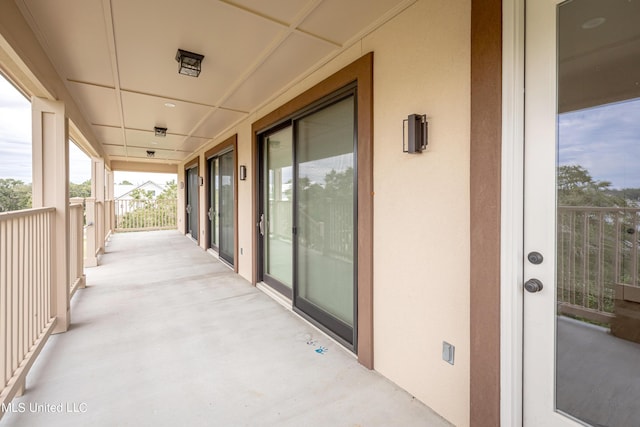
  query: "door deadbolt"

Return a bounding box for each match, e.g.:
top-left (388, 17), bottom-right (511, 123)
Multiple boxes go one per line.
top-left (524, 278), bottom-right (543, 293)
top-left (527, 251), bottom-right (544, 265)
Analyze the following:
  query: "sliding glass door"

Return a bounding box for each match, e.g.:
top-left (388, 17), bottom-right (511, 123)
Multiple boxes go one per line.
top-left (218, 150), bottom-right (234, 265)
top-left (259, 89), bottom-right (356, 347)
top-left (294, 95), bottom-right (355, 344)
top-left (261, 126), bottom-right (294, 296)
top-left (185, 165), bottom-right (199, 241)
top-left (207, 149), bottom-right (235, 266)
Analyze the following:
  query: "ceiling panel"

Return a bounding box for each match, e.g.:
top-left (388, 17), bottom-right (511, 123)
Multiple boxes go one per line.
top-left (21, 0), bottom-right (115, 86)
top-left (103, 144), bottom-right (126, 157)
top-left (192, 109), bottom-right (247, 139)
top-left (223, 33), bottom-right (337, 111)
top-left (223, 0), bottom-right (311, 25)
top-left (182, 137), bottom-right (211, 154)
top-left (112, 0), bottom-right (285, 105)
top-left (298, 0), bottom-right (403, 45)
top-left (126, 147), bottom-right (187, 161)
top-left (93, 126), bottom-right (125, 147)
top-left (121, 91), bottom-right (213, 135)
top-left (124, 129), bottom-right (186, 150)
top-left (67, 82), bottom-right (121, 127)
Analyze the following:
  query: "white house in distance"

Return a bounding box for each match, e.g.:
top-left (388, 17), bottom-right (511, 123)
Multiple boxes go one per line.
top-left (114, 180), bottom-right (166, 201)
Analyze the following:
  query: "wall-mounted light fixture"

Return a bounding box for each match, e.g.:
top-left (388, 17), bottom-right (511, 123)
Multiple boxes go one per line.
top-left (402, 114), bottom-right (428, 153)
top-left (154, 126), bottom-right (167, 137)
top-left (179, 181), bottom-right (185, 190)
top-left (146, 150), bottom-right (156, 158)
top-left (239, 165), bottom-right (247, 181)
top-left (175, 49), bottom-right (204, 77)
top-left (198, 176), bottom-right (204, 187)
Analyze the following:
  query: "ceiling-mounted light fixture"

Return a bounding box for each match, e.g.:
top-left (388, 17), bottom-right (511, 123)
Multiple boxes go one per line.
top-left (146, 150), bottom-right (156, 158)
top-left (154, 127), bottom-right (167, 137)
top-left (175, 49), bottom-right (204, 77)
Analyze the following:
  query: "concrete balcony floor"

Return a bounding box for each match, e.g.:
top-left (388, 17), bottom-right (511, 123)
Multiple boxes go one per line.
top-left (1, 230), bottom-right (450, 427)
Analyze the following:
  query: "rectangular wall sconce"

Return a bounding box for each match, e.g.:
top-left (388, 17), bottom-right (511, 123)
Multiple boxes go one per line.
top-left (403, 114), bottom-right (428, 153)
top-left (239, 165), bottom-right (247, 181)
top-left (179, 181), bottom-right (184, 190)
top-left (198, 176), bottom-right (204, 186)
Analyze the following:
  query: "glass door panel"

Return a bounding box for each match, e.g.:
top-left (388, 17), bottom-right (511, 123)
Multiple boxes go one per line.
top-left (555, 1), bottom-right (640, 425)
top-left (295, 95), bottom-right (355, 344)
top-left (219, 150), bottom-right (234, 265)
top-left (265, 126), bottom-right (293, 290)
top-left (186, 166), bottom-right (199, 241)
top-left (524, 1), bottom-right (640, 425)
top-left (209, 157), bottom-right (219, 249)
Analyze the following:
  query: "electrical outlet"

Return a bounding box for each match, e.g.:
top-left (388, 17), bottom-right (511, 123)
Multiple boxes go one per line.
top-left (442, 341), bottom-right (455, 365)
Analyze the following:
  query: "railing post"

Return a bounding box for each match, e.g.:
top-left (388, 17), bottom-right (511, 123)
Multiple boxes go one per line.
top-left (32, 97), bottom-right (70, 334)
top-left (84, 197), bottom-right (98, 267)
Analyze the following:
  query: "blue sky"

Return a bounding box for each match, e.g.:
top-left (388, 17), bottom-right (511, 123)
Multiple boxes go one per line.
top-left (0, 75), bottom-right (174, 185)
top-left (559, 98), bottom-right (640, 189)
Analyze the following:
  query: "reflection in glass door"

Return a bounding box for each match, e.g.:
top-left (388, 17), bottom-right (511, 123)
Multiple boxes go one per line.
top-left (555, 2), bottom-right (640, 425)
top-left (294, 95), bottom-right (355, 345)
top-left (262, 126), bottom-right (293, 296)
top-left (218, 150), bottom-right (234, 265)
top-left (208, 157), bottom-right (219, 249)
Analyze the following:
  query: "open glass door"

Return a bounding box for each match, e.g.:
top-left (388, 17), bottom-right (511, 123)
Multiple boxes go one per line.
top-left (524, 1), bottom-right (640, 425)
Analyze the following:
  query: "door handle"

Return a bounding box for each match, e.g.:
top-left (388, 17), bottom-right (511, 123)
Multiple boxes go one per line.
top-left (258, 213), bottom-right (265, 236)
top-left (186, 204), bottom-right (191, 214)
top-left (524, 278), bottom-right (543, 293)
top-left (208, 207), bottom-right (212, 220)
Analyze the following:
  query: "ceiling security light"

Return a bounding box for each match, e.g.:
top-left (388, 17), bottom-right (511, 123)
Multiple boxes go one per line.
top-left (175, 49), bottom-right (204, 77)
top-left (154, 127), bottom-right (167, 137)
top-left (146, 150), bottom-right (156, 158)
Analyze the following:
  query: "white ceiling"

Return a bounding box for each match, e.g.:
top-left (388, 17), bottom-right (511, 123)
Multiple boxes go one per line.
top-left (16, 0), bottom-right (410, 165)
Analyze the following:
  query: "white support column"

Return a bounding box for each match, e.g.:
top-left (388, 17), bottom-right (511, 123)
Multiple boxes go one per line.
top-left (106, 168), bottom-right (114, 238)
top-left (32, 97), bottom-right (70, 334)
top-left (92, 158), bottom-right (105, 255)
top-left (84, 197), bottom-right (98, 267)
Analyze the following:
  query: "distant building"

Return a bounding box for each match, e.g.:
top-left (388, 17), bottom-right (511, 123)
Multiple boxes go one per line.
top-left (114, 181), bottom-right (165, 201)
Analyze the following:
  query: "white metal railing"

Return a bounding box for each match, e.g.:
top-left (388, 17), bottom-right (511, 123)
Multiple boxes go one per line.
top-left (69, 201), bottom-right (86, 298)
top-left (0, 207), bottom-right (57, 414)
top-left (115, 199), bottom-right (177, 231)
top-left (557, 206), bottom-right (640, 324)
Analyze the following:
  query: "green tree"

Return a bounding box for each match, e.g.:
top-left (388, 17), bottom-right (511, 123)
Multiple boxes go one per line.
top-left (0, 179), bottom-right (32, 212)
top-left (557, 165), bottom-right (626, 207)
top-left (118, 182), bottom-right (177, 230)
top-left (120, 180), bottom-right (133, 185)
top-left (158, 180), bottom-right (177, 200)
top-left (69, 180), bottom-right (91, 198)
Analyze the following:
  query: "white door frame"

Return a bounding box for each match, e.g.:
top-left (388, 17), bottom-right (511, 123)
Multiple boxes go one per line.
top-left (501, 0), bottom-right (525, 425)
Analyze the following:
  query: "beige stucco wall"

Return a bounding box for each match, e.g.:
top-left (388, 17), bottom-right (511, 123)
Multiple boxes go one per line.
top-left (180, 1), bottom-right (470, 425)
top-left (364, 2), bottom-right (471, 426)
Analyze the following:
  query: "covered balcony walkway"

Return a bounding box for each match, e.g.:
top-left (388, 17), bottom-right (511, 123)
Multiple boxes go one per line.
top-left (0, 230), bottom-right (449, 427)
